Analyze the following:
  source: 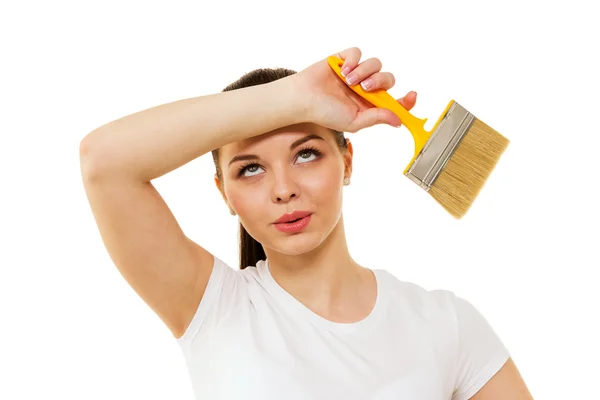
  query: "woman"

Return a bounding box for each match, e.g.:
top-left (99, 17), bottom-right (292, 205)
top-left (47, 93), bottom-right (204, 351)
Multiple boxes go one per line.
top-left (80, 47), bottom-right (532, 399)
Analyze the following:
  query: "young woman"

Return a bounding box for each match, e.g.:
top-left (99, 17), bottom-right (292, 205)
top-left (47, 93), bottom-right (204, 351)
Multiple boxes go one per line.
top-left (80, 47), bottom-right (532, 399)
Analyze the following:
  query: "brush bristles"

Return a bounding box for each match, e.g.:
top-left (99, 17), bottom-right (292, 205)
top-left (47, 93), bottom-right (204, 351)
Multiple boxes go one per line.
top-left (428, 118), bottom-right (509, 219)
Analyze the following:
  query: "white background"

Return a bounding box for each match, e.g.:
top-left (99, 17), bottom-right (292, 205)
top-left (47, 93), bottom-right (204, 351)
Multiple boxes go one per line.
top-left (1, 0), bottom-right (598, 398)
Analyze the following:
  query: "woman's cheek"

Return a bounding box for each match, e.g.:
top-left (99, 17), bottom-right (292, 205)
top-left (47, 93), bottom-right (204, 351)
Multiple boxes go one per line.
top-left (228, 183), bottom-right (268, 221)
top-left (303, 165), bottom-right (343, 193)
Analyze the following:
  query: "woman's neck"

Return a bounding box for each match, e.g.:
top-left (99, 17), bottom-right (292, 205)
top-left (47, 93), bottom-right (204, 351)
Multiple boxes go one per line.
top-left (264, 216), bottom-right (373, 320)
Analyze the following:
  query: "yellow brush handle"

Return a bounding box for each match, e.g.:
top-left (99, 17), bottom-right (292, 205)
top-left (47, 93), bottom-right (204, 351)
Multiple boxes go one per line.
top-left (328, 56), bottom-right (439, 173)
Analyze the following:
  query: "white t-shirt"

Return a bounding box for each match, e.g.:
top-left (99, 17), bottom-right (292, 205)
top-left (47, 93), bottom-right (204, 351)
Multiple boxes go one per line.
top-left (176, 256), bottom-right (510, 400)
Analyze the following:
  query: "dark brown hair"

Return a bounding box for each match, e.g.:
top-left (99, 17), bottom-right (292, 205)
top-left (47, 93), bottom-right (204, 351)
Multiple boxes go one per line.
top-left (212, 67), bottom-right (348, 270)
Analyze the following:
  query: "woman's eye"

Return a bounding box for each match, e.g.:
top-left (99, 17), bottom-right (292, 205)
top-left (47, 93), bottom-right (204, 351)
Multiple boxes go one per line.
top-left (242, 164), bottom-right (263, 177)
top-left (296, 150), bottom-right (318, 163)
top-left (239, 149), bottom-right (320, 178)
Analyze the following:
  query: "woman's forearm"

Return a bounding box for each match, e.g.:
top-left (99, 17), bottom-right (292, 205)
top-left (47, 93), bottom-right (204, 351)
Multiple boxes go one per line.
top-left (80, 75), bottom-right (307, 182)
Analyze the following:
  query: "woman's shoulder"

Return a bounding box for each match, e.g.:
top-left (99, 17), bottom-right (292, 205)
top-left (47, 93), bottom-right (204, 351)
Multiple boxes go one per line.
top-left (374, 267), bottom-right (458, 314)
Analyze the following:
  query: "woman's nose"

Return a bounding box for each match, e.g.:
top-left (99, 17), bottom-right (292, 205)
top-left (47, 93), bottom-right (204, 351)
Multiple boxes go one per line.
top-left (271, 172), bottom-right (299, 203)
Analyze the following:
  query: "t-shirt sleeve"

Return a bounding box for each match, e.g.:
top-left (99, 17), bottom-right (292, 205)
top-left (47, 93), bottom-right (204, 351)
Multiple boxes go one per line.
top-left (451, 294), bottom-right (511, 400)
top-left (175, 255), bottom-right (239, 346)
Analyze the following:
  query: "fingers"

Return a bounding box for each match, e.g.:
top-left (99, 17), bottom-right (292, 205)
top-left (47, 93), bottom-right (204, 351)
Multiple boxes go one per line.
top-left (335, 47), bottom-right (362, 76)
top-left (360, 72), bottom-right (395, 91)
top-left (331, 48), bottom-right (419, 131)
top-left (342, 57), bottom-right (382, 86)
top-left (337, 54), bottom-right (396, 92)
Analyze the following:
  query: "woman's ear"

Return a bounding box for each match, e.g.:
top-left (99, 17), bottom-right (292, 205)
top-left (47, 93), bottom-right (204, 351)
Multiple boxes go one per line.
top-left (214, 174), bottom-right (223, 195)
top-left (214, 174), bottom-right (235, 215)
top-left (343, 138), bottom-right (353, 179)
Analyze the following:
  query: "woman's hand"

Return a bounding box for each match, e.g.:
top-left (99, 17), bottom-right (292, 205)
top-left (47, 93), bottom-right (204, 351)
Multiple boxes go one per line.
top-left (293, 47), bottom-right (417, 133)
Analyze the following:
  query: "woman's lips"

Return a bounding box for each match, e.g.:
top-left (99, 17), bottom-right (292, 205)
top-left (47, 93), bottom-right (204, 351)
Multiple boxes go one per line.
top-left (274, 214), bottom-right (312, 233)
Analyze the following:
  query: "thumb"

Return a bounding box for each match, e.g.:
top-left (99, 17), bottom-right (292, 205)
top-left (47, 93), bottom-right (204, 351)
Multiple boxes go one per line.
top-left (346, 108), bottom-right (402, 133)
top-left (398, 91), bottom-right (417, 111)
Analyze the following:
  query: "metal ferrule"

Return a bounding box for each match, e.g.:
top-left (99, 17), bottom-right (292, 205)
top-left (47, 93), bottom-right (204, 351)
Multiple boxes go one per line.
top-left (405, 101), bottom-right (475, 190)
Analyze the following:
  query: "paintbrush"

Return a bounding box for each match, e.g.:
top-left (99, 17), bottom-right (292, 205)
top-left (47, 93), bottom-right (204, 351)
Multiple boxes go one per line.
top-left (328, 56), bottom-right (509, 219)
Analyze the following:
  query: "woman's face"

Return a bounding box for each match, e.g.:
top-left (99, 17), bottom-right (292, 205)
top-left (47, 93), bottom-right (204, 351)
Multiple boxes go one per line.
top-left (217, 123), bottom-right (352, 256)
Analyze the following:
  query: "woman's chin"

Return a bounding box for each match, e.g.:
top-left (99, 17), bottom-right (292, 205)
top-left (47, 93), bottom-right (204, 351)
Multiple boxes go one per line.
top-left (269, 233), bottom-right (324, 256)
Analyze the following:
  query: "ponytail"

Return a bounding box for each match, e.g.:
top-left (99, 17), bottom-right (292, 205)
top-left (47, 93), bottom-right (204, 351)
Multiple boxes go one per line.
top-left (239, 223), bottom-right (266, 270)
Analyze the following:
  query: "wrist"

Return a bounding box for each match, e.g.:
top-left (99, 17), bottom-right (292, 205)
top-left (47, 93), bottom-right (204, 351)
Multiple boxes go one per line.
top-left (272, 74), bottom-right (312, 126)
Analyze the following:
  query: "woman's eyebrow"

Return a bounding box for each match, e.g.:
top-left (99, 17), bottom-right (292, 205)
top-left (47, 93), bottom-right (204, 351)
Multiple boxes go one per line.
top-left (289, 133), bottom-right (324, 150)
top-left (228, 134), bottom-right (324, 167)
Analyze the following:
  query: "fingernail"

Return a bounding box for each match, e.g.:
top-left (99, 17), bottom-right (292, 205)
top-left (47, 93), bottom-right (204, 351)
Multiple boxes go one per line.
top-left (341, 66), bottom-right (351, 77)
top-left (361, 79), bottom-right (373, 90)
top-left (346, 73), bottom-right (357, 85)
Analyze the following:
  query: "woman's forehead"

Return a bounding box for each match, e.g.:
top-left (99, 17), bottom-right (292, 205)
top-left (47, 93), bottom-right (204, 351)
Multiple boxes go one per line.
top-left (222, 123), bottom-right (332, 156)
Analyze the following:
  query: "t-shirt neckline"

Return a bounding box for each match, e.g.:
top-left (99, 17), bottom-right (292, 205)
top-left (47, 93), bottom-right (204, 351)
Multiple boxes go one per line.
top-left (258, 259), bottom-right (384, 334)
